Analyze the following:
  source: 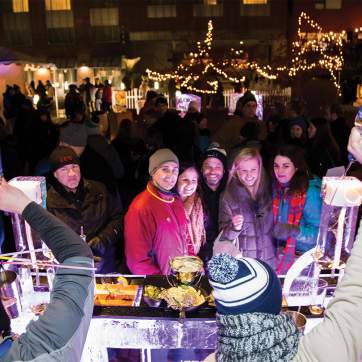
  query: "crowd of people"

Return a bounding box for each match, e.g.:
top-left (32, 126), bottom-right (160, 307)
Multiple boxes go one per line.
top-left (0, 80), bottom-right (362, 361)
top-left (0, 85), bottom-right (356, 274)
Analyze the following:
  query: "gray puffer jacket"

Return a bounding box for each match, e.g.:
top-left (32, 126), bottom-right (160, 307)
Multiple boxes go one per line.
top-left (219, 170), bottom-right (277, 269)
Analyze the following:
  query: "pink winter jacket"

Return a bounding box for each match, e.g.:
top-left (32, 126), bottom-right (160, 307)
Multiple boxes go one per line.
top-left (125, 182), bottom-right (190, 275)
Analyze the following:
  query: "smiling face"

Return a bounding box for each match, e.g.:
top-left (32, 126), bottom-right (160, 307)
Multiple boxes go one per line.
top-left (54, 164), bottom-right (81, 192)
top-left (152, 161), bottom-right (179, 191)
top-left (236, 157), bottom-right (260, 188)
top-left (273, 155), bottom-right (296, 184)
top-left (177, 167), bottom-right (199, 200)
top-left (202, 157), bottom-right (224, 191)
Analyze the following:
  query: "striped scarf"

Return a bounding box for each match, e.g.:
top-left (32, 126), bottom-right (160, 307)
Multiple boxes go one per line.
top-left (272, 182), bottom-right (306, 274)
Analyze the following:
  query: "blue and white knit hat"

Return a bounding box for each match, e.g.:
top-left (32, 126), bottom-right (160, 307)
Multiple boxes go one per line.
top-left (207, 254), bottom-right (282, 315)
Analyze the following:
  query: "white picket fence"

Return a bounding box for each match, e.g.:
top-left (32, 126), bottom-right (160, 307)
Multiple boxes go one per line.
top-left (126, 89), bottom-right (169, 114)
top-left (125, 88), bottom-right (290, 114)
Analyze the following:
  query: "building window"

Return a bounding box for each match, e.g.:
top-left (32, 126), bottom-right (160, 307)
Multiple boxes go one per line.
top-left (193, 3), bottom-right (223, 17)
top-left (89, 7), bottom-right (120, 43)
top-left (147, 5), bottom-right (176, 18)
top-left (240, 2), bottom-right (270, 16)
top-left (243, 0), bottom-right (267, 4)
top-left (204, 0), bottom-right (217, 4)
top-left (315, 0), bottom-right (342, 9)
top-left (45, 0), bottom-right (71, 11)
top-left (2, 13), bottom-right (31, 45)
top-left (46, 10), bottom-right (74, 44)
top-left (130, 30), bottom-right (181, 41)
top-left (12, 0), bottom-right (29, 12)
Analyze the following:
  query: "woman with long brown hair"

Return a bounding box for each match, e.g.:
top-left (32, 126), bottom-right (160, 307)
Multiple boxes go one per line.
top-left (271, 144), bottom-right (322, 274)
top-left (218, 147), bottom-right (277, 269)
top-left (176, 162), bottom-right (206, 256)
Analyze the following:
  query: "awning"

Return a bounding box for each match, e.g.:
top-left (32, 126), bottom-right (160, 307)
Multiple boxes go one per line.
top-left (0, 47), bottom-right (47, 64)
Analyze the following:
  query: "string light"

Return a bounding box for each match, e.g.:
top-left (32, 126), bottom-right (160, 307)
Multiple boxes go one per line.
top-left (288, 12), bottom-right (344, 95)
top-left (146, 20), bottom-right (245, 94)
top-left (147, 13), bottom-right (350, 96)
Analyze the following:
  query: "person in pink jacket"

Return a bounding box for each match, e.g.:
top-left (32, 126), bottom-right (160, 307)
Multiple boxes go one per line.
top-left (124, 148), bottom-right (192, 275)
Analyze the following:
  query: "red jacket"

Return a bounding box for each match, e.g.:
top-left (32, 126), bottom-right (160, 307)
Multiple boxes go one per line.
top-left (102, 85), bottom-right (112, 103)
top-left (125, 182), bottom-right (190, 275)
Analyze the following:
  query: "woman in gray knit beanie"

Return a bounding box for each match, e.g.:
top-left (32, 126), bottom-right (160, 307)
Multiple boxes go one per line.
top-left (205, 219), bottom-right (362, 361)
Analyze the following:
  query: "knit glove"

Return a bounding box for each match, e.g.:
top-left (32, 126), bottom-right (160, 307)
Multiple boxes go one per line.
top-left (273, 223), bottom-right (300, 240)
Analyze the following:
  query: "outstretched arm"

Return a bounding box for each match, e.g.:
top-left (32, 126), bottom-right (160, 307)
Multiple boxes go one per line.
top-left (1, 181), bottom-right (95, 362)
top-left (294, 219), bottom-right (362, 361)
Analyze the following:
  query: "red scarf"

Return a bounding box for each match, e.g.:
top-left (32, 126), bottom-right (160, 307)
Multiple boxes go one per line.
top-left (272, 182), bottom-right (306, 274)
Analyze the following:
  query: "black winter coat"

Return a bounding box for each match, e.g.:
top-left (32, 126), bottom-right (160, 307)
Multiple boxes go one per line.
top-left (47, 179), bottom-right (123, 273)
top-left (219, 170), bottom-right (277, 269)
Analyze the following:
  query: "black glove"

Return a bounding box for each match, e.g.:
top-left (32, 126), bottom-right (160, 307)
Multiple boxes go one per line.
top-left (88, 236), bottom-right (105, 256)
top-left (273, 223), bottom-right (300, 240)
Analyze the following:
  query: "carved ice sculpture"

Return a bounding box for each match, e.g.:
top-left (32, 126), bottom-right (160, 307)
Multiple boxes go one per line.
top-left (283, 176), bottom-right (362, 307)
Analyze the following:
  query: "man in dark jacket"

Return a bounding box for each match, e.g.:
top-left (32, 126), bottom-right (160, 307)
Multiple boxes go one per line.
top-left (47, 146), bottom-right (123, 273)
top-left (198, 144), bottom-right (228, 263)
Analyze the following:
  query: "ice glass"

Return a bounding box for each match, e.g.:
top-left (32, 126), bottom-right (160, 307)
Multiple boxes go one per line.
top-left (309, 278), bottom-right (328, 315)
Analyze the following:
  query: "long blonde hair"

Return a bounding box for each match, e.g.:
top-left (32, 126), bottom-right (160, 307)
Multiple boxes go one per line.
top-left (228, 147), bottom-right (263, 198)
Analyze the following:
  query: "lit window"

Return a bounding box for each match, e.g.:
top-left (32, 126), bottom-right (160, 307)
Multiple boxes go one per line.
top-left (89, 8), bottom-right (119, 26)
top-left (46, 10), bottom-right (74, 44)
top-left (147, 5), bottom-right (176, 18)
top-left (204, 0), bottom-right (217, 4)
top-left (89, 8), bottom-right (120, 43)
top-left (12, 0), bottom-right (29, 12)
top-left (45, 0), bottom-right (71, 11)
top-left (240, 2), bottom-right (270, 16)
top-left (193, 4), bottom-right (223, 17)
top-left (315, 0), bottom-right (341, 9)
top-left (243, 0), bottom-right (267, 4)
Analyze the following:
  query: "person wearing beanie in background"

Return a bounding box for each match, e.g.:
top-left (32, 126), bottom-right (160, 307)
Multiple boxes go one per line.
top-left (198, 144), bottom-right (228, 263)
top-left (46, 146), bottom-right (123, 273)
top-left (59, 121), bottom-right (120, 200)
top-left (288, 117), bottom-right (308, 147)
top-left (206, 218), bottom-right (362, 362)
top-left (213, 90), bottom-right (258, 152)
top-left (124, 148), bottom-right (192, 274)
top-left (0, 180), bottom-right (94, 361)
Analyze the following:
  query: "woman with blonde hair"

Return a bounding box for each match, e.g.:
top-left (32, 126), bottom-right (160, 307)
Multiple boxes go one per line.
top-left (218, 147), bottom-right (277, 268)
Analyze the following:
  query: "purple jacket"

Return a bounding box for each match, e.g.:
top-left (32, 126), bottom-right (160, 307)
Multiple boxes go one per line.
top-left (125, 182), bottom-right (190, 274)
top-left (219, 170), bottom-right (277, 269)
